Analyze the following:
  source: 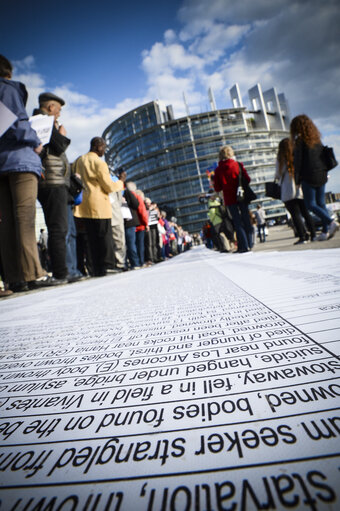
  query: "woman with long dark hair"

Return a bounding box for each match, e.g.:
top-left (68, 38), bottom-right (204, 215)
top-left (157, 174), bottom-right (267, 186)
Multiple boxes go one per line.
top-left (290, 115), bottom-right (338, 240)
top-left (275, 138), bottom-right (316, 244)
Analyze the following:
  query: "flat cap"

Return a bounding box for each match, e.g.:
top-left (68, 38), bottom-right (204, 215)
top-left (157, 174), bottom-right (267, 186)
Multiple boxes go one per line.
top-left (39, 92), bottom-right (65, 106)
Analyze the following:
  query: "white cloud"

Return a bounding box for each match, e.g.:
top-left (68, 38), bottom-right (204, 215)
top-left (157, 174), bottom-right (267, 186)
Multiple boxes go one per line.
top-left (178, 0), bottom-right (286, 28)
top-left (142, 42), bottom-right (204, 76)
top-left (141, 40), bottom-right (208, 115)
top-left (63, 97), bottom-right (145, 161)
top-left (188, 23), bottom-right (250, 62)
top-left (146, 73), bottom-right (205, 117)
top-left (13, 55), bottom-right (35, 71)
top-left (164, 29), bottom-right (177, 44)
top-left (12, 57), bottom-right (144, 163)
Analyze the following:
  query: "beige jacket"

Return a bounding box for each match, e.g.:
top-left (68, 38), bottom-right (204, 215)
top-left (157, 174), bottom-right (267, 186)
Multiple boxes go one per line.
top-left (74, 152), bottom-right (123, 219)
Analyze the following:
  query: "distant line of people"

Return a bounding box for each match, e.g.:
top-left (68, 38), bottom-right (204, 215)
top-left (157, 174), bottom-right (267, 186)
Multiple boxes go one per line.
top-left (201, 115), bottom-right (338, 253)
top-left (0, 55), bottom-right (192, 297)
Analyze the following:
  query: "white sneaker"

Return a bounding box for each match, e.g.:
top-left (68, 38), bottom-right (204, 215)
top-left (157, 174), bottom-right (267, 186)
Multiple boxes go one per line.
top-left (328, 221), bottom-right (339, 239)
top-left (317, 232), bottom-right (329, 241)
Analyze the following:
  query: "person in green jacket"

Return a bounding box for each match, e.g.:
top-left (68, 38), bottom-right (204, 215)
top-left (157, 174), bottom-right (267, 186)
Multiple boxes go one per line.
top-left (207, 194), bottom-right (232, 252)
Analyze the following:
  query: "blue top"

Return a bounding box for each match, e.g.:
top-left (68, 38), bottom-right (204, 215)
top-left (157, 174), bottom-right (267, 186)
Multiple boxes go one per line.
top-left (0, 78), bottom-right (42, 176)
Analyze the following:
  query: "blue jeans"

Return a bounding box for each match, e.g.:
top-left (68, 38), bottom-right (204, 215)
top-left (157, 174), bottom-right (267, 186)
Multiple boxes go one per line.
top-left (301, 182), bottom-right (332, 233)
top-left (229, 202), bottom-right (253, 252)
top-left (125, 227), bottom-right (140, 268)
top-left (257, 223), bottom-right (266, 242)
top-left (136, 230), bottom-right (145, 266)
top-left (66, 205), bottom-right (82, 277)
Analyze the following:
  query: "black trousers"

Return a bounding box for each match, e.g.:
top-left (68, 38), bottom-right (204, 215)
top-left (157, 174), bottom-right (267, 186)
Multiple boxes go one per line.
top-left (285, 199), bottom-right (316, 240)
top-left (83, 218), bottom-right (111, 276)
top-left (38, 185), bottom-right (68, 279)
top-left (149, 225), bottom-right (159, 262)
top-left (74, 217), bottom-right (93, 276)
top-left (144, 229), bottom-right (152, 262)
top-left (210, 223), bottom-right (223, 251)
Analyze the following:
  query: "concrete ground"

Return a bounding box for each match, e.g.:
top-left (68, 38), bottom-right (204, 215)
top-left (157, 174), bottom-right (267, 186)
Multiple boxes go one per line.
top-left (252, 224), bottom-right (340, 252)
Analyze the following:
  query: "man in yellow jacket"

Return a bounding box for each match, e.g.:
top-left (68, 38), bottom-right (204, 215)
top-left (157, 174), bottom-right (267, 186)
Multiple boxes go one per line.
top-left (74, 137), bottom-right (123, 276)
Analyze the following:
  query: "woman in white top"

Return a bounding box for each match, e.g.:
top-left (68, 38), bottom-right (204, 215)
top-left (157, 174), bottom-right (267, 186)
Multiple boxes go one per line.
top-left (275, 138), bottom-right (315, 244)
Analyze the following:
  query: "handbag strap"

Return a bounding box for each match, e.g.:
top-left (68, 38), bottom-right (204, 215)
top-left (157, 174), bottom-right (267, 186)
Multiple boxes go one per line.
top-left (237, 162), bottom-right (242, 187)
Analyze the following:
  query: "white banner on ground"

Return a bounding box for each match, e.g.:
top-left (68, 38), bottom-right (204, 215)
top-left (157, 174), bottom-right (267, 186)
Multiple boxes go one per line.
top-left (0, 247), bottom-right (339, 510)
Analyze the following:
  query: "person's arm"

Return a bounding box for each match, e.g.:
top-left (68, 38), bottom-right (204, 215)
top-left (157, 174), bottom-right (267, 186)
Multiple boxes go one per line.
top-left (96, 159), bottom-right (124, 194)
top-left (213, 167), bottom-right (222, 192)
top-left (48, 125), bottom-right (71, 156)
top-left (124, 188), bottom-right (139, 210)
top-left (293, 141), bottom-right (303, 184)
top-left (274, 159), bottom-right (280, 180)
top-left (138, 198), bottom-right (149, 226)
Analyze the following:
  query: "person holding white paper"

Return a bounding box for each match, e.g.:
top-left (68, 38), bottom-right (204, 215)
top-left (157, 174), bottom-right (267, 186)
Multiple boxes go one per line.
top-left (34, 91), bottom-right (71, 285)
top-left (0, 54), bottom-right (48, 292)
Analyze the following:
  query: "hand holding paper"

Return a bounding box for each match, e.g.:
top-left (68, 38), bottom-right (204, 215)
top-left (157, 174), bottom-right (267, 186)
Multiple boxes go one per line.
top-left (29, 114), bottom-right (54, 145)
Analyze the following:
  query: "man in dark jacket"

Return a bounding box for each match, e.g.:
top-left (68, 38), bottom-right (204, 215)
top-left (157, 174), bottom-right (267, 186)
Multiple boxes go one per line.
top-left (34, 92), bottom-right (71, 284)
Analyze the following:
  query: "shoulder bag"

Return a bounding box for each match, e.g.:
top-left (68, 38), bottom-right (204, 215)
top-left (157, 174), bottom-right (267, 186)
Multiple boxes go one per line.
top-left (265, 180), bottom-right (281, 200)
top-left (237, 162), bottom-right (257, 203)
top-left (322, 146), bottom-right (338, 171)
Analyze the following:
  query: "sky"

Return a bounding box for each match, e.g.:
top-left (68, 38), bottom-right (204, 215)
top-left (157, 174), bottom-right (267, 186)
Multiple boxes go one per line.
top-left (2, 0), bottom-right (340, 191)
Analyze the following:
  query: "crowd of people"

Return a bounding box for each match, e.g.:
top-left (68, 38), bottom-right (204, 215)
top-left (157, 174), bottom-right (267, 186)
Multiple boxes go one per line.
top-left (0, 53), bottom-right (338, 296)
top-left (0, 55), bottom-right (193, 297)
top-left (200, 116), bottom-right (338, 253)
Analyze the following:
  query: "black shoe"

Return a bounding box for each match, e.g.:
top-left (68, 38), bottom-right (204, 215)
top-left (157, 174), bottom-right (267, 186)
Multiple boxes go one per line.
top-left (294, 239), bottom-right (308, 245)
top-left (67, 274), bottom-right (88, 283)
top-left (9, 282), bottom-right (29, 292)
top-left (49, 277), bottom-right (69, 286)
top-left (28, 276), bottom-right (68, 289)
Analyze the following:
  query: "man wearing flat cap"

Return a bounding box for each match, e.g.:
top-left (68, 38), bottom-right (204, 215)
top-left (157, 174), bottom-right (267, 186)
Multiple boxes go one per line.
top-left (33, 92), bottom-right (71, 284)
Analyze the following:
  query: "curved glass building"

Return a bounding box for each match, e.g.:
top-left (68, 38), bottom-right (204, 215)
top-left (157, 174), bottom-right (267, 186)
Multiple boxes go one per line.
top-left (103, 83), bottom-right (290, 232)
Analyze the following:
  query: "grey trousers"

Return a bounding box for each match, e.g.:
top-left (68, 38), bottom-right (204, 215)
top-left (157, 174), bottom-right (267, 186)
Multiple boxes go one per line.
top-left (111, 221), bottom-right (126, 268)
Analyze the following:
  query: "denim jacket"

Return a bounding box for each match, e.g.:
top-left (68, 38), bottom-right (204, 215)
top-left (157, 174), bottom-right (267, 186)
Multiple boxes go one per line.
top-left (0, 78), bottom-right (42, 176)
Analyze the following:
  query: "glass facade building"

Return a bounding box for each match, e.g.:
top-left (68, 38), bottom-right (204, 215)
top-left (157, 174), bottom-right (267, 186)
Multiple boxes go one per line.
top-left (103, 83), bottom-right (290, 232)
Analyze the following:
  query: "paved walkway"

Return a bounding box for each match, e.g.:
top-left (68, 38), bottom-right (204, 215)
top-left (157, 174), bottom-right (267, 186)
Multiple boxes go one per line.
top-left (253, 224), bottom-right (340, 252)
